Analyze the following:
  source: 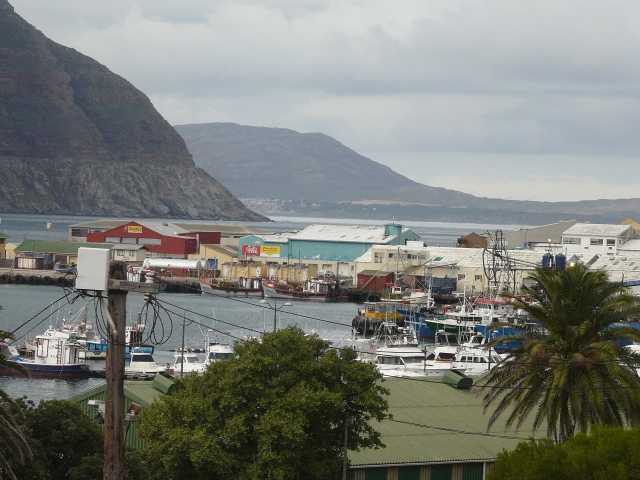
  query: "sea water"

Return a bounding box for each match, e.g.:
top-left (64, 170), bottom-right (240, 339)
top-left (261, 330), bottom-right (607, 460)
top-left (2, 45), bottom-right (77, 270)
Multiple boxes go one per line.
top-left (0, 212), bottom-right (520, 402)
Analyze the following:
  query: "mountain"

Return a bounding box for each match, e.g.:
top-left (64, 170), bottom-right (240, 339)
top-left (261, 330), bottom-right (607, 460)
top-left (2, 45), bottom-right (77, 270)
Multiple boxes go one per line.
top-left (0, 1), bottom-right (266, 221)
top-left (176, 122), bottom-right (640, 224)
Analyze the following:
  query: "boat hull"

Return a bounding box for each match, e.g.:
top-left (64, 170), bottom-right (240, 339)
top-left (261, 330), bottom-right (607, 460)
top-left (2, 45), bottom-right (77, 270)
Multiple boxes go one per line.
top-left (0, 362), bottom-right (91, 379)
top-left (263, 284), bottom-right (347, 302)
top-left (200, 279), bottom-right (264, 297)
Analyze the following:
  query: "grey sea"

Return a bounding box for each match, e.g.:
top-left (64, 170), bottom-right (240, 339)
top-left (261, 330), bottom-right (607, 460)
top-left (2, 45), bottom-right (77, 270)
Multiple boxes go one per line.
top-left (0, 213), bottom-right (521, 403)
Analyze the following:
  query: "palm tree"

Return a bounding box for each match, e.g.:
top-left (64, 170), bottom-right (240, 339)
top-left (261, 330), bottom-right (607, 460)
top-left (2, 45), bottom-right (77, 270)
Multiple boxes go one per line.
top-left (0, 328), bottom-right (32, 479)
top-left (478, 263), bottom-right (640, 444)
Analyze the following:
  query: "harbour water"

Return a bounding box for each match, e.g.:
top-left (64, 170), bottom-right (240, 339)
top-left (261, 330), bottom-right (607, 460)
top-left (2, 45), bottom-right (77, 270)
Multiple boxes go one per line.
top-left (0, 212), bottom-right (521, 403)
top-left (0, 283), bottom-right (356, 403)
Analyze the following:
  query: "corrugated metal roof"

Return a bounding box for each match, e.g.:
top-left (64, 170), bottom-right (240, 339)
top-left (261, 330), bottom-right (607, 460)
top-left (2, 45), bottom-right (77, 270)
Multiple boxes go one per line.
top-left (349, 378), bottom-right (541, 467)
top-left (563, 223), bottom-right (633, 237)
top-left (290, 225), bottom-right (406, 244)
top-left (0, 232), bottom-right (8, 239)
top-left (69, 219), bottom-right (129, 229)
top-left (587, 255), bottom-right (640, 282)
top-left (135, 221), bottom-right (189, 236)
top-left (255, 233), bottom-right (293, 243)
top-left (174, 223), bottom-right (269, 235)
top-left (619, 239), bottom-right (640, 252)
top-left (355, 246), bottom-right (544, 270)
top-left (14, 239), bottom-right (113, 254)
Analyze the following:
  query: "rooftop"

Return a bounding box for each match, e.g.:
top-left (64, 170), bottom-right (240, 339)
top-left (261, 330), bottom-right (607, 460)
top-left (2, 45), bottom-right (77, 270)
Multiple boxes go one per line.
top-left (349, 377), bottom-right (541, 467)
top-left (174, 223), bottom-right (269, 235)
top-left (563, 223), bottom-right (633, 237)
top-left (14, 239), bottom-right (113, 254)
top-left (290, 224), bottom-right (410, 244)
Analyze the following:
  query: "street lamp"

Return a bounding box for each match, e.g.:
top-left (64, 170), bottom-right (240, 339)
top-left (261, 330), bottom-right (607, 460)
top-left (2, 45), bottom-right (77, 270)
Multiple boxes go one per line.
top-left (259, 299), bottom-right (293, 332)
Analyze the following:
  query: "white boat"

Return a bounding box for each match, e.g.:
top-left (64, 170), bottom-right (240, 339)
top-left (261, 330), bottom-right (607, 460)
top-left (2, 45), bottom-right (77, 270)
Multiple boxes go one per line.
top-left (170, 351), bottom-right (205, 377)
top-left (125, 350), bottom-right (167, 375)
top-left (203, 329), bottom-right (233, 366)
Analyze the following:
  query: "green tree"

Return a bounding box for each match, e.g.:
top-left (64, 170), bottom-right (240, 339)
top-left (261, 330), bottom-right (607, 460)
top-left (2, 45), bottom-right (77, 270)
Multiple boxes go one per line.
top-left (488, 425), bottom-right (640, 480)
top-left (0, 330), bottom-right (32, 480)
top-left (6, 399), bottom-right (103, 480)
top-left (479, 264), bottom-right (640, 443)
top-left (138, 326), bottom-right (390, 480)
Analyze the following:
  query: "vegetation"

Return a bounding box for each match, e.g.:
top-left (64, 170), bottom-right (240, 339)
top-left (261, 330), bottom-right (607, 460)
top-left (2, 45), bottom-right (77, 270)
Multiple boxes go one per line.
top-left (0, 330), bottom-right (31, 480)
top-left (138, 326), bottom-right (390, 480)
top-left (478, 264), bottom-right (640, 443)
top-left (488, 425), bottom-right (640, 480)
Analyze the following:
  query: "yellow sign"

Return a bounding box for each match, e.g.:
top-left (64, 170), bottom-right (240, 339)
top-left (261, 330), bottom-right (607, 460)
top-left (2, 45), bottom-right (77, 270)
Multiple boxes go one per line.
top-left (260, 246), bottom-right (281, 257)
top-left (127, 225), bottom-right (143, 234)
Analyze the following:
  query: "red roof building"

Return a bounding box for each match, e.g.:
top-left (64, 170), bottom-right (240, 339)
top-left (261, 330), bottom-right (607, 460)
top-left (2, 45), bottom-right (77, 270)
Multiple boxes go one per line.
top-left (86, 221), bottom-right (220, 257)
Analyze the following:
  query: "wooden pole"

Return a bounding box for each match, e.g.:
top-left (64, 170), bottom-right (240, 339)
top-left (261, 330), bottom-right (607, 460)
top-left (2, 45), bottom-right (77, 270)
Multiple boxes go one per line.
top-left (104, 261), bottom-right (128, 480)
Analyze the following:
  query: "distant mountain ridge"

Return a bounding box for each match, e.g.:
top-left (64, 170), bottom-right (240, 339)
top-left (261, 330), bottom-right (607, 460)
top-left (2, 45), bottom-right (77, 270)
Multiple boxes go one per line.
top-left (176, 122), bottom-right (640, 224)
top-left (0, 0), bottom-right (266, 221)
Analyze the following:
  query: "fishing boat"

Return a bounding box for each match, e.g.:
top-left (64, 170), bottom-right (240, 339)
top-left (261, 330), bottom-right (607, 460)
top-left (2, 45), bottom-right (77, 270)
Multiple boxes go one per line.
top-left (85, 322), bottom-right (154, 359)
top-left (262, 271), bottom-right (347, 302)
top-left (355, 322), bottom-right (456, 378)
top-left (0, 333), bottom-right (90, 379)
top-left (200, 277), bottom-right (264, 297)
top-left (351, 302), bottom-right (405, 337)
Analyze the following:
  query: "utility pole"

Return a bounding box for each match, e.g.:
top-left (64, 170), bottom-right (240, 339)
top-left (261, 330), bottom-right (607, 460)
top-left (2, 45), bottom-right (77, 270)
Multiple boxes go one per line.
top-left (102, 261), bottom-right (158, 480)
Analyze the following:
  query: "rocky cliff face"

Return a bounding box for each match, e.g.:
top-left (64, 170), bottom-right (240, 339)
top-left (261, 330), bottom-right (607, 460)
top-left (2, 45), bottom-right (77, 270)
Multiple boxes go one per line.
top-left (0, 0), bottom-right (266, 221)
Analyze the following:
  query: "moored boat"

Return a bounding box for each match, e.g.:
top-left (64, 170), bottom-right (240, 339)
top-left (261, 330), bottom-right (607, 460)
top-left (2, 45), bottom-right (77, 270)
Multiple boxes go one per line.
top-left (1, 333), bottom-right (90, 379)
top-left (200, 277), bottom-right (264, 297)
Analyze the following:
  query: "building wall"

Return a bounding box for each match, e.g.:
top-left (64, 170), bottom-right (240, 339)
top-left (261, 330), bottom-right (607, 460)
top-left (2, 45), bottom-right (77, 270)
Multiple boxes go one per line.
top-left (288, 239), bottom-right (375, 263)
top-left (182, 231), bottom-right (221, 245)
top-left (348, 462), bottom-right (488, 480)
top-left (88, 222), bottom-right (197, 257)
top-left (562, 230), bottom-right (635, 258)
top-left (112, 248), bottom-right (146, 263)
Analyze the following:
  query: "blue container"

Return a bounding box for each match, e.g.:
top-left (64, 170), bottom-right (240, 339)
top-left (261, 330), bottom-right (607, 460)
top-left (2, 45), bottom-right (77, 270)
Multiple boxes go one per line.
top-left (555, 254), bottom-right (566, 271)
top-left (542, 253), bottom-right (553, 268)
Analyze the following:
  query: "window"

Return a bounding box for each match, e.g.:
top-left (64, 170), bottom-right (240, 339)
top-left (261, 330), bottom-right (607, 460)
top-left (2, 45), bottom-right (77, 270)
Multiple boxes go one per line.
top-left (121, 237), bottom-right (136, 244)
top-left (129, 250), bottom-right (136, 256)
top-left (475, 275), bottom-right (482, 281)
top-left (374, 252), bottom-right (382, 263)
top-left (563, 237), bottom-right (581, 245)
top-left (458, 274), bottom-right (466, 281)
top-left (388, 253), bottom-right (394, 258)
top-left (590, 238), bottom-right (603, 246)
top-left (139, 238), bottom-right (161, 245)
top-left (607, 239), bottom-right (616, 246)
top-left (71, 228), bottom-right (83, 237)
top-left (116, 250), bottom-right (124, 256)
top-left (105, 236), bottom-right (120, 243)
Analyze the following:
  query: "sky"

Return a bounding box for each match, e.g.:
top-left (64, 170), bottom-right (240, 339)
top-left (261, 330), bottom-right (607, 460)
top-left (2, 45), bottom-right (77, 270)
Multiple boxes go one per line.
top-left (9, 0), bottom-right (640, 202)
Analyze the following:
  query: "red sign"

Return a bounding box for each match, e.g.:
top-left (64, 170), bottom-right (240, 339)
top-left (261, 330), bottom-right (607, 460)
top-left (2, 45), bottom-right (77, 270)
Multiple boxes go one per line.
top-left (242, 245), bottom-right (260, 256)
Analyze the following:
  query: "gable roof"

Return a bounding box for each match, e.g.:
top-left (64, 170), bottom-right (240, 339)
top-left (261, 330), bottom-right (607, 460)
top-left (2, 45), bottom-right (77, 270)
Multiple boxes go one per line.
top-left (563, 223), bottom-right (633, 237)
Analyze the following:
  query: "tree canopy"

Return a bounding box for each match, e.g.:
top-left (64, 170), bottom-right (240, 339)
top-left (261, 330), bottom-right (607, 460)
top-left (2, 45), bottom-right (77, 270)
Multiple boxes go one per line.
top-left (488, 425), bottom-right (640, 480)
top-left (138, 326), bottom-right (390, 480)
top-left (479, 264), bottom-right (640, 443)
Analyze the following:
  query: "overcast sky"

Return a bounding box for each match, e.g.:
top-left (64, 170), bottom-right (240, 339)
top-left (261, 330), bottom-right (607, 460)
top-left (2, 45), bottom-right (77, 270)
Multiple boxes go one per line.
top-left (10, 0), bottom-right (640, 202)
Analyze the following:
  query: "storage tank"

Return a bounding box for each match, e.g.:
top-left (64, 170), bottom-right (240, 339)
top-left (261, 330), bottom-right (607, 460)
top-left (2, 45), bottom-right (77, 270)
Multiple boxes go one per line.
top-left (143, 259), bottom-right (204, 270)
top-left (555, 254), bottom-right (566, 271)
top-left (542, 253), bottom-right (553, 269)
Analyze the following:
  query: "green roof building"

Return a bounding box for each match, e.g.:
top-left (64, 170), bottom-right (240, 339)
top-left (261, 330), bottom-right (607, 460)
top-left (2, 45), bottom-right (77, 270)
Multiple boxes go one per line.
top-left (71, 375), bottom-right (177, 450)
top-left (347, 377), bottom-right (542, 480)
